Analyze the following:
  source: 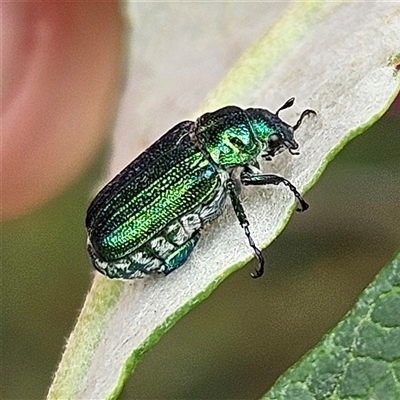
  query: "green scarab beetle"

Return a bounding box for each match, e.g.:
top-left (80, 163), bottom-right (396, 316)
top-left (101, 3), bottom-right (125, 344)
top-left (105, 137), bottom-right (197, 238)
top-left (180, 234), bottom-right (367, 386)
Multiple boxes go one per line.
top-left (86, 97), bottom-right (315, 279)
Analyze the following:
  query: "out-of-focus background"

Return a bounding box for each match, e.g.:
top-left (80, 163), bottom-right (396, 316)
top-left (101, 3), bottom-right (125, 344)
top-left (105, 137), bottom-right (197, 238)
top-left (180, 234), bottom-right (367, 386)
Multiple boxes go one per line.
top-left (2, 3), bottom-right (400, 400)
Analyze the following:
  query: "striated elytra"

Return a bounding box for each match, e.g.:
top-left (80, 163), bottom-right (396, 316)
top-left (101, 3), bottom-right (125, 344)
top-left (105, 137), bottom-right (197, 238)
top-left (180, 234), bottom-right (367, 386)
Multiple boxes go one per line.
top-left (86, 98), bottom-right (316, 279)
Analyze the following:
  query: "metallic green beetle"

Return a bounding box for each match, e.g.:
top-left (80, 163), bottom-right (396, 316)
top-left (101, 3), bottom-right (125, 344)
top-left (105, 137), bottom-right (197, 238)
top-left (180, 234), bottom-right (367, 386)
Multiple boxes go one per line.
top-left (86, 97), bottom-right (315, 279)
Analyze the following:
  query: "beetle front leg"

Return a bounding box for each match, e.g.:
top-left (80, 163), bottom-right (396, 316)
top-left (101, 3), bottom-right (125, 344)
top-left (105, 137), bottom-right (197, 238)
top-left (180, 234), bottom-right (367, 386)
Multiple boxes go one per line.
top-left (226, 179), bottom-right (265, 278)
top-left (241, 166), bottom-right (309, 212)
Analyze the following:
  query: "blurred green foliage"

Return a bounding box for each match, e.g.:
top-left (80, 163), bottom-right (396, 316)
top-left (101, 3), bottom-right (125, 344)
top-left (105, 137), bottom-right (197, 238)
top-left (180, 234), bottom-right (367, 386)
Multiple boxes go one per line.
top-left (263, 252), bottom-right (400, 399)
top-left (2, 113), bottom-right (400, 400)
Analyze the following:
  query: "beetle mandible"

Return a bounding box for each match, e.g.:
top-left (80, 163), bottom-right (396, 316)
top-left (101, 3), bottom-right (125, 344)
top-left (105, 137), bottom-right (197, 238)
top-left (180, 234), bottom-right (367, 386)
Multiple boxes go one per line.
top-left (86, 97), bottom-right (315, 279)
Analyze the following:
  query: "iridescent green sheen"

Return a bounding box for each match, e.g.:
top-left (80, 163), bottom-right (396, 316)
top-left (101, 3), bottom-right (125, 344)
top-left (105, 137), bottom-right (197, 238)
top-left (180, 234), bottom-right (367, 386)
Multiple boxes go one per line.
top-left (86, 98), bottom-right (315, 279)
top-left (246, 108), bottom-right (291, 143)
top-left (86, 122), bottom-right (219, 262)
top-left (196, 106), bottom-right (262, 167)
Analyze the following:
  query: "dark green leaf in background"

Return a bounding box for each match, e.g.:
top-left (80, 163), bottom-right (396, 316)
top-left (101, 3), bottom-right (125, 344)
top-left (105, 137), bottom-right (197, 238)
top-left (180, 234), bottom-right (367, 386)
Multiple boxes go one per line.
top-left (264, 251), bottom-right (400, 400)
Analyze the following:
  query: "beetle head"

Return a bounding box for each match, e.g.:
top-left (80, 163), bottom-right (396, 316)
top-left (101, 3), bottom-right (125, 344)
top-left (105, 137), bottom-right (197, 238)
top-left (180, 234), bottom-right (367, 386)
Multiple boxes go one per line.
top-left (246, 98), bottom-right (316, 161)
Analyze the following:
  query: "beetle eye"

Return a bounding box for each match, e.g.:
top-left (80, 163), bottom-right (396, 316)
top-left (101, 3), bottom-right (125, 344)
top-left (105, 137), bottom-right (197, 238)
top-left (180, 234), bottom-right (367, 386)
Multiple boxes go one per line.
top-left (268, 133), bottom-right (282, 148)
top-left (230, 137), bottom-right (244, 148)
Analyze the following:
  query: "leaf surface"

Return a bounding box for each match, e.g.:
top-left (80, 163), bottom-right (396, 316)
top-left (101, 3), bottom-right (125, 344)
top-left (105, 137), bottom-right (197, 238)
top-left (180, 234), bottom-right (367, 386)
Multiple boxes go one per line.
top-left (47, 3), bottom-right (400, 399)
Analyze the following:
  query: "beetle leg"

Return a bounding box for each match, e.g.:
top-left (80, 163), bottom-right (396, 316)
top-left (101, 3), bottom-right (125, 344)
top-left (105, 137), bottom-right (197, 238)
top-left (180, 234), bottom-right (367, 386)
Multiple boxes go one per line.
top-left (240, 167), bottom-right (309, 212)
top-left (226, 179), bottom-right (264, 278)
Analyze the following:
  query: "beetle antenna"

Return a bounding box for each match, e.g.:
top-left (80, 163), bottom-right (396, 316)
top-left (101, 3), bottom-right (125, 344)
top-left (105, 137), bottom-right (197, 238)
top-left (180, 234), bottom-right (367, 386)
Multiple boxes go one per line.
top-left (292, 109), bottom-right (316, 131)
top-left (276, 97), bottom-right (295, 116)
